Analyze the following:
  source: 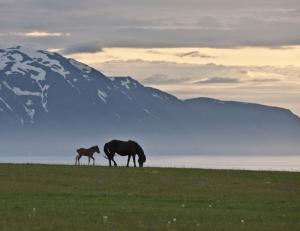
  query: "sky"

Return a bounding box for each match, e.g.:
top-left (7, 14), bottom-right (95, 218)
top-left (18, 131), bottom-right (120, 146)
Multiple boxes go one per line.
top-left (0, 0), bottom-right (299, 116)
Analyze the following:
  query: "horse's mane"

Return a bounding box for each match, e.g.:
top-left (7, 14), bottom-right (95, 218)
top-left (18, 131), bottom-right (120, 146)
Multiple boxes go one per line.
top-left (90, 145), bottom-right (98, 150)
top-left (129, 140), bottom-right (145, 160)
top-left (128, 140), bottom-right (140, 149)
top-left (128, 140), bottom-right (136, 144)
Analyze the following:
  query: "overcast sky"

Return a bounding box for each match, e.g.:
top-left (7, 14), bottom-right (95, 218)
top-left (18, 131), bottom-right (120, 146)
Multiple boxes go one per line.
top-left (0, 0), bottom-right (300, 115)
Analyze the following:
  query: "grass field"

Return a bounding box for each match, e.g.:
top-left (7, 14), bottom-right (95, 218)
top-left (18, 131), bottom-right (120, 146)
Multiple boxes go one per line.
top-left (0, 164), bottom-right (299, 231)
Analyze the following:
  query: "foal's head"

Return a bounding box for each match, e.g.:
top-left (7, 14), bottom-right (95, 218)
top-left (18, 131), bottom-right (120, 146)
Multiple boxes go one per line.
top-left (92, 145), bottom-right (100, 154)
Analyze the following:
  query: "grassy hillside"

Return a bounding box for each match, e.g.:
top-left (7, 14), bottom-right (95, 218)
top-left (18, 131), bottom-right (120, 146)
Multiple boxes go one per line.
top-left (0, 164), bottom-right (299, 230)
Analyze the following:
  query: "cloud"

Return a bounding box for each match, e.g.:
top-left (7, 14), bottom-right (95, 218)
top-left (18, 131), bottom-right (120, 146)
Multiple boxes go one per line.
top-left (93, 58), bottom-right (300, 115)
top-left (176, 51), bottom-right (215, 58)
top-left (10, 31), bottom-right (70, 38)
top-left (0, 0), bottom-right (300, 49)
top-left (146, 50), bottom-right (166, 55)
top-left (195, 77), bottom-right (241, 84)
top-left (113, 21), bottom-right (300, 48)
top-left (14, 31), bottom-right (67, 37)
top-left (250, 78), bottom-right (281, 82)
top-left (95, 59), bottom-right (300, 82)
top-left (142, 74), bottom-right (191, 85)
top-left (62, 42), bottom-right (103, 55)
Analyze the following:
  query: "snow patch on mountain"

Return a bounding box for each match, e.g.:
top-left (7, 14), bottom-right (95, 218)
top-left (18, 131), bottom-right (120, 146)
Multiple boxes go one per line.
top-left (39, 84), bottom-right (50, 112)
top-left (69, 58), bottom-right (92, 73)
top-left (121, 78), bottom-right (130, 89)
top-left (97, 89), bottom-right (108, 104)
top-left (66, 79), bottom-right (81, 94)
top-left (0, 97), bottom-right (13, 112)
top-left (152, 92), bottom-right (164, 100)
top-left (0, 52), bottom-right (16, 70)
top-left (120, 77), bottom-right (139, 89)
top-left (25, 100), bottom-right (34, 106)
top-left (0, 96), bottom-right (24, 125)
top-left (24, 105), bottom-right (35, 122)
top-left (121, 90), bottom-right (132, 100)
top-left (3, 81), bottom-right (41, 96)
top-left (82, 74), bottom-right (93, 81)
top-left (143, 109), bottom-right (159, 119)
top-left (2, 46), bottom-right (70, 78)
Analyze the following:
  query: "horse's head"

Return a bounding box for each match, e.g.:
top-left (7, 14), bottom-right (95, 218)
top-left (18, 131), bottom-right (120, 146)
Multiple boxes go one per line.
top-left (138, 154), bottom-right (146, 167)
top-left (136, 144), bottom-right (146, 167)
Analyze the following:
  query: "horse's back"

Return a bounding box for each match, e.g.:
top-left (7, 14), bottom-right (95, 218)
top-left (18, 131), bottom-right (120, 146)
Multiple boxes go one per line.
top-left (77, 148), bottom-right (87, 155)
top-left (111, 139), bottom-right (140, 155)
top-left (128, 140), bottom-right (139, 146)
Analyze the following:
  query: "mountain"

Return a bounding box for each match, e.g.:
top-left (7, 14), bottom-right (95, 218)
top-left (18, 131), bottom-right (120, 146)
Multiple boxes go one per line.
top-left (1, 46), bottom-right (300, 156)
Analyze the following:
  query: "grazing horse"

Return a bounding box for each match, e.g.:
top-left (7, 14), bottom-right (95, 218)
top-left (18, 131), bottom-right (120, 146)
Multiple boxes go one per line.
top-left (75, 146), bottom-right (100, 165)
top-left (103, 140), bottom-right (146, 167)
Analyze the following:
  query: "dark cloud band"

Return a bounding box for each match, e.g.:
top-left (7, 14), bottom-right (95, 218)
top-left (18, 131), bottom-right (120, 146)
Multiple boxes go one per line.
top-left (62, 42), bottom-right (103, 55)
top-left (0, 0), bottom-right (299, 50)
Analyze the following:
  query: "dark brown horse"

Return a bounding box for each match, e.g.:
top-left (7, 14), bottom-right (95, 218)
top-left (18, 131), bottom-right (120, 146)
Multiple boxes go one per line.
top-left (75, 146), bottom-right (100, 165)
top-left (104, 140), bottom-right (146, 167)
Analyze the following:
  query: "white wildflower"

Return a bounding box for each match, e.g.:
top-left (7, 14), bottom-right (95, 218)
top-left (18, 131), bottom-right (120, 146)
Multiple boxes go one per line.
top-left (103, 215), bottom-right (108, 224)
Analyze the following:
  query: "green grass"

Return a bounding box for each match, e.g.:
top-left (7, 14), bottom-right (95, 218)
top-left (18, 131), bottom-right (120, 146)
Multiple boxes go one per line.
top-left (0, 164), bottom-right (299, 231)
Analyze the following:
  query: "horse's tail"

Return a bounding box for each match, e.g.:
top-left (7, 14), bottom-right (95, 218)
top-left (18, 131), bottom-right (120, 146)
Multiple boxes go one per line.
top-left (102, 154), bottom-right (108, 159)
top-left (103, 143), bottom-right (111, 158)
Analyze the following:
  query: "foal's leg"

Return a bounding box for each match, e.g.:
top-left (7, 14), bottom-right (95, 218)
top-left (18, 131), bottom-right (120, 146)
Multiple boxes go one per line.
top-left (90, 156), bottom-right (95, 166)
top-left (127, 155), bottom-right (131, 167)
top-left (78, 155), bottom-right (82, 165)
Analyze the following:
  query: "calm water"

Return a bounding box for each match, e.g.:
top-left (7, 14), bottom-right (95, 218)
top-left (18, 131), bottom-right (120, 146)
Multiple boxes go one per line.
top-left (0, 154), bottom-right (300, 172)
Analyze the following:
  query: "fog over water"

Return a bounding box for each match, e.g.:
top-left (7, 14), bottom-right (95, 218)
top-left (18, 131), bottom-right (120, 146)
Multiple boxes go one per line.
top-left (1, 154), bottom-right (299, 172)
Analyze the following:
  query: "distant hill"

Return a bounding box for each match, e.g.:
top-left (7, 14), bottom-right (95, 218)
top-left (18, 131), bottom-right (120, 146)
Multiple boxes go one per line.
top-left (1, 46), bottom-right (300, 155)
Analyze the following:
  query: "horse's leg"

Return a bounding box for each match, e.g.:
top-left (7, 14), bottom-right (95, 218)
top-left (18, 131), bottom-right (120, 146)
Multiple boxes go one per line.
top-left (109, 152), bottom-right (117, 167)
top-left (88, 156), bottom-right (91, 165)
top-left (127, 155), bottom-right (131, 167)
top-left (112, 158), bottom-right (117, 167)
top-left (133, 154), bottom-right (136, 167)
top-left (78, 155), bottom-right (82, 165)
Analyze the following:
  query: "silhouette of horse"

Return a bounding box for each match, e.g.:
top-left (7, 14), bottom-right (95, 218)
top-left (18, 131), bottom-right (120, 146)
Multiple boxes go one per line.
top-left (103, 140), bottom-right (146, 167)
top-left (75, 146), bottom-right (100, 165)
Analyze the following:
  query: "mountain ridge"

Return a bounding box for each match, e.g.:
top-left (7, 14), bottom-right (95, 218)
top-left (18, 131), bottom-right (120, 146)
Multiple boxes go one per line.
top-left (1, 46), bottom-right (300, 155)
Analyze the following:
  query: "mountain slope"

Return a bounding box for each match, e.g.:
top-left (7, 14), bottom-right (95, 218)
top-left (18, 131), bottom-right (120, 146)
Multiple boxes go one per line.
top-left (0, 46), bottom-right (300, 155)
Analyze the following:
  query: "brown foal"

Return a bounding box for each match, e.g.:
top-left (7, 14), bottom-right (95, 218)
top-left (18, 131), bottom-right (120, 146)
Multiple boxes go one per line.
top-left (75, 146), bottom-right (100, 165)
